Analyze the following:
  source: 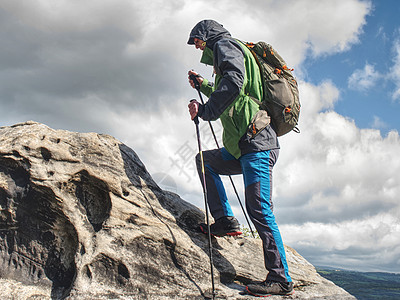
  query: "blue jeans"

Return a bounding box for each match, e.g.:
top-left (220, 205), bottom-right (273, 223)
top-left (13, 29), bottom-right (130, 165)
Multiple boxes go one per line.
top-left (196, 148), bottom-right (291, 283)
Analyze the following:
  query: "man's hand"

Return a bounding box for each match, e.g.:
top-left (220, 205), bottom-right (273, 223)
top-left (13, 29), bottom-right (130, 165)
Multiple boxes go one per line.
top-left (188, 100), bottom-right (200, 120)
top-left (188, 70), bottom-right (203, 89)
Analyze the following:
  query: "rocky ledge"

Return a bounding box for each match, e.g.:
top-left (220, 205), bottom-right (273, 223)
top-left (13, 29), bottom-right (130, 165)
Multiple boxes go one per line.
top-left (0, 122), bottom-right (355, 299)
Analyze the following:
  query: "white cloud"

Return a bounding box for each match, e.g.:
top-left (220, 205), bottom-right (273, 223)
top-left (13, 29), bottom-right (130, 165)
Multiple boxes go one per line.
top-left (281, 212), bottom-right (400, 272)
top-left (370, 115), bottom-right (387, 129)
top-left (276, 81), bottom-right (400, 223)
top-left (376, 25), bottom-right (389, 44)
top-left (216, 0), bottom-right (373, 69)
top-left (346, 32), bottom-right (400, 102)
top-left (274, 80), bottom-right (400, 272)
top-left (0, 0), bottom-right (373, 125)
top-left (348, 63), bottom-right (382, 92)
top-left (298, 80), bottom-right (340, 119)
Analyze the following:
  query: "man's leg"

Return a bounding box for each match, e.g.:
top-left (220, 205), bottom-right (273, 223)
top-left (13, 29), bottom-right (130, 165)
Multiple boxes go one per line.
top-left (240, 149), bottom-right (292, 287)
top-left (195, 148), bottom-right (242, 235)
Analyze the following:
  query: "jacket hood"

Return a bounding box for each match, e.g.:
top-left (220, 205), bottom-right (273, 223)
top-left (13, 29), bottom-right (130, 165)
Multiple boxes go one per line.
top-left (187, 20), bottom-right (231, 49)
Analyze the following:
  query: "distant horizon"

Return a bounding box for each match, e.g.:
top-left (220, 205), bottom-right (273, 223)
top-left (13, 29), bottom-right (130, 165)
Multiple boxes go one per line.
top-left (316, 265), bottom-right (400, 275)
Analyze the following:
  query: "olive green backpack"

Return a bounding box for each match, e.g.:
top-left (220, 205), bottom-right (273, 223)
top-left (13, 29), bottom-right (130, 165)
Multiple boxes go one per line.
top-left (245, 42), bottom-right (300, 136)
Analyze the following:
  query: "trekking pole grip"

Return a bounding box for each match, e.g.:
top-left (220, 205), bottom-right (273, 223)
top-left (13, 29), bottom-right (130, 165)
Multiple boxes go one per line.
top-left (190, 99), bottom-right (200, 125)
top-left (189, 74), bottom-right (201, 91)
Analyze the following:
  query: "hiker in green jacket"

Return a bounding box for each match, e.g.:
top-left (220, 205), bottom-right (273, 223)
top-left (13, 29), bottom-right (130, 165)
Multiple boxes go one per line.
top-left (187, 20), bottom-right (293, 297)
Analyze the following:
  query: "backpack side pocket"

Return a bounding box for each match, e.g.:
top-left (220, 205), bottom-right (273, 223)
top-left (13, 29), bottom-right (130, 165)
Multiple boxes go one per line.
top-left (247, 110), bottom-right (271, 138)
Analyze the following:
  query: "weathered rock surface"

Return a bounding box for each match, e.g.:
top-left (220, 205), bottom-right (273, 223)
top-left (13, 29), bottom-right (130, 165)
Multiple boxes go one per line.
top-left (0, 121), bottom-right (355, 299)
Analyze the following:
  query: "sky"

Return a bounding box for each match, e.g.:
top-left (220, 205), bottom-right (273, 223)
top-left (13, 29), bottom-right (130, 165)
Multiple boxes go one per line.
top-left (0, 0), bottom-right (399, 273)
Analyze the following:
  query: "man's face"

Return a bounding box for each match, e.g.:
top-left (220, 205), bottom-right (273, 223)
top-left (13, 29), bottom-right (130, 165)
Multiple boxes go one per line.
top-left (194, 38), bottom-right (206, 51)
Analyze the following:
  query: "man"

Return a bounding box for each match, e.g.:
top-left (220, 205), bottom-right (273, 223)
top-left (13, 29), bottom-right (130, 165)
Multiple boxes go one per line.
top-left (187, 20), bottom-right (293, 297)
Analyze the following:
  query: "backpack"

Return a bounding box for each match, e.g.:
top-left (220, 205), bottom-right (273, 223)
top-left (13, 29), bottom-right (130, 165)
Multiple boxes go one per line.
top-left (245, 42), bottom-right (300, 136)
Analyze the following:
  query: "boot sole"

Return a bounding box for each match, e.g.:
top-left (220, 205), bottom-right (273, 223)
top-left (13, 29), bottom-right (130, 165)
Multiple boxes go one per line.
top-left (199, 224), bottom-right (242, 237)
top-left (245, 286), bottom-right (294, 297)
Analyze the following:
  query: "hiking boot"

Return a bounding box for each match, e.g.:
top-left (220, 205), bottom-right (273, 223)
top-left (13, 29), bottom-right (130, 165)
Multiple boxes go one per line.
top-left (246, 280), bottom-right (294, 297)
top-left (199, 216), bottom-right (242, 237)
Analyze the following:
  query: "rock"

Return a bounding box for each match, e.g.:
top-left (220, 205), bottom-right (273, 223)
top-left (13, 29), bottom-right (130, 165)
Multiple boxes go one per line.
top-left (0, 121), bottom-right (355, 299)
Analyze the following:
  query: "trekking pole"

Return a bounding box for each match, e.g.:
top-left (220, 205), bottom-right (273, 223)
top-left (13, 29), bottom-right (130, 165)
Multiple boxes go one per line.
top-left (190, 74), bottom-right (255, 238)
top-left (191, 101), bottom-right (216, 299)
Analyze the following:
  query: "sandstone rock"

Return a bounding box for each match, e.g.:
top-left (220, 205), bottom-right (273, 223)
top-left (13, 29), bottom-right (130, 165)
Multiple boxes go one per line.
top-left (0, 121), bottom-right (355, 299)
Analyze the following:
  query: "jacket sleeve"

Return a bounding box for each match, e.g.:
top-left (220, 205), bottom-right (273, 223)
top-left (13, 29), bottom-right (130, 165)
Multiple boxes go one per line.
top-left (200, 78), bottom-right (215, 98)
top-left (198, 39), bottom-right (245, 121)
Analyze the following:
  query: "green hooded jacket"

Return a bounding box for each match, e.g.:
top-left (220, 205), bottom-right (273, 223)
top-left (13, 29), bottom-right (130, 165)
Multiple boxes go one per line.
top-left (188, 20), bottom-right (278, 158)
top-left (200, 46), bottom-right (263, 158)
